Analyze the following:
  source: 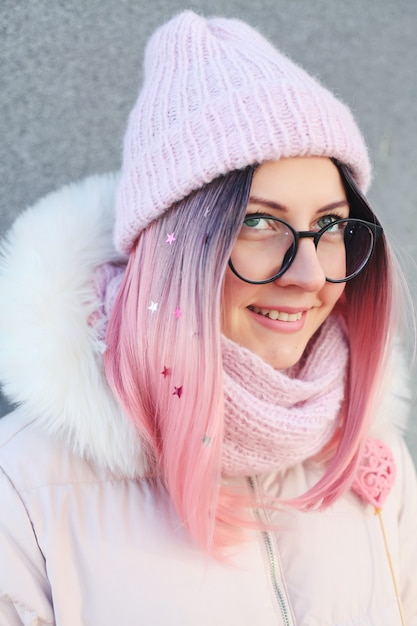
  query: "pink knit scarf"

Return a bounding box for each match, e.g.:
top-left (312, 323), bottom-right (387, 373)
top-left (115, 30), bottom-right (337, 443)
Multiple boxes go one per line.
top-left (221, 314), bottom-right (349, 476)
top-left (91, 265), bottom-right (348, 477)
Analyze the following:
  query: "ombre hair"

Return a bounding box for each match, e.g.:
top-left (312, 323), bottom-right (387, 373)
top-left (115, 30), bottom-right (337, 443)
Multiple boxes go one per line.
top-left (104, 161), bottom-right (399, 554)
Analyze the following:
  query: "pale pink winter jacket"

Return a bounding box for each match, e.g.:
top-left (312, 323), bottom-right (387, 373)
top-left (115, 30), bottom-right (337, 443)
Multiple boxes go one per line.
top-left (0, 174), bottom-right (416, 626)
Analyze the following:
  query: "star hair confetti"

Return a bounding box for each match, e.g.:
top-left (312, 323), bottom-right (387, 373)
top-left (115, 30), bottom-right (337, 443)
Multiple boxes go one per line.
top-left (165, 232), bottom-right (176, 245)
top-left (202, 434), bottom-right (212, 446)
top-left (161, 366), bottom-right (171, 378)
top-left (173, 386), bottom-right (183, 398)
top-left (147, 301), bottom-right (158, 313)
top-left (174, 306), bottom-right (182, 320)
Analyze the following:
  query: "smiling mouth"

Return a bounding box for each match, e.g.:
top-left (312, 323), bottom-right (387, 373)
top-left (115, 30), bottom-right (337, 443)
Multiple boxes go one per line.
top-left (248, 306), bottom-right (303, 321)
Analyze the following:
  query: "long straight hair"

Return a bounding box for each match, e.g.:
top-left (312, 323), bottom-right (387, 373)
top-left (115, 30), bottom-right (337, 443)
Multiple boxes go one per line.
top-left (104, 161), bottom-right (399, 554)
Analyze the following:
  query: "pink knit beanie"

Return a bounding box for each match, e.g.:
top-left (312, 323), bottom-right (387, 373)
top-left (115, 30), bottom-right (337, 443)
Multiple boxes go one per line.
top-left (115, 10), bottom-right (371, 254)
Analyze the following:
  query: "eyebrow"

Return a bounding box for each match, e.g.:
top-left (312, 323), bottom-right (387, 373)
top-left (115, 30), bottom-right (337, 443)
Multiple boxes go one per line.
top-left (248, 195), bottom-right (349, 214)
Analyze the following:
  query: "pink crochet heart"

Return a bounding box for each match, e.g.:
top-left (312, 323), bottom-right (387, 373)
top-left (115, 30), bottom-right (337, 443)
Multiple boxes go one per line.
top-left (352, 439), bottom-right (396, 510)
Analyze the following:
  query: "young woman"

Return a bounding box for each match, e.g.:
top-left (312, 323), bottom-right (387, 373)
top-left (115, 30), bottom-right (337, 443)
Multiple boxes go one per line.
top-left (0, 10), bottom-right (416, 625)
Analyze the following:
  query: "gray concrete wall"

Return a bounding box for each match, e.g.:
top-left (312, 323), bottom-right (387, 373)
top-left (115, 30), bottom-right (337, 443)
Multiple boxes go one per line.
top-left (1, 1), bottom-right (416, 463)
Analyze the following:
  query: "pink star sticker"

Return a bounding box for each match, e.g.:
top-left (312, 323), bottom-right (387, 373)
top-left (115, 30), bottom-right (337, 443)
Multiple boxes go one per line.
top-left (173, 386), bottom-right (183, 398)
top-left (165, 232), bottom-right (176, 245)
top-left (174, 306), bottom-right (182, 320)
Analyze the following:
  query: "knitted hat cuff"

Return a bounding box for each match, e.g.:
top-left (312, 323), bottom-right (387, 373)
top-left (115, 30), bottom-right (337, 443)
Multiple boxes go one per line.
top-left (114, 12), bottom-right (371, 254)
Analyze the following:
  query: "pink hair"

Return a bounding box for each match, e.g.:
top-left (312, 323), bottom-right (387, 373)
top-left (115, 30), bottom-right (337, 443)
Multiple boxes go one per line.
top-left (105, 169), bottom-right (253, 552)
top-left (104, 163), bottom-right (401, 554)
top-left (285, 162), bottom-right (398, 509)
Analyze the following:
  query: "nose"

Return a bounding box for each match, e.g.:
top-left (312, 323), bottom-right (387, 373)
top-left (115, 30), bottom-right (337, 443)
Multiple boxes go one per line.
top-left (276, 238), bottom-right (326, 291)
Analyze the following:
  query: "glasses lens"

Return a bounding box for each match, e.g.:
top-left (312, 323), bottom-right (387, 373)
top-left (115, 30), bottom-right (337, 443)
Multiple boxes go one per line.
top-left (317, 220), bottom-right (375, 282)
top-left (230, 216), bottom-right (296, 283)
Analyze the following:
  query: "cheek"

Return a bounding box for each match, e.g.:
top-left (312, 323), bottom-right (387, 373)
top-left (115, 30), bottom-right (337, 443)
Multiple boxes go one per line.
top-left (221, 270), bottom-right (251, 331)
top-left (221, 272), bottom-right (238, 329)
top-left (323, 282), bottom-right (346, 310)
top-left (337, 246), bottom-right (347, 279)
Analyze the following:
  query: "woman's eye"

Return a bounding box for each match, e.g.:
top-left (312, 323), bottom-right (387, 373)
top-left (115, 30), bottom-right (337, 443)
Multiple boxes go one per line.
top-left (243, 216), bottom-right (268, 229)
top-left (243, 214), bottom-right (281, 231)
top-left (316, 214), bottom-right (343, 230)
top-left (240, 215), bottom-right (289, 241)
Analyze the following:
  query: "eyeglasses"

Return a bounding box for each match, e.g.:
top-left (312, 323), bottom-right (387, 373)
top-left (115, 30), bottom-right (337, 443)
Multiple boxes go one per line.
top-left (229, 215), bottom-right (383, 284)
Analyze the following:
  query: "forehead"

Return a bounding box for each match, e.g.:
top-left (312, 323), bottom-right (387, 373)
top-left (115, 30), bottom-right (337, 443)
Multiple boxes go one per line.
top-left (249, 157), bottom-right (347, 209)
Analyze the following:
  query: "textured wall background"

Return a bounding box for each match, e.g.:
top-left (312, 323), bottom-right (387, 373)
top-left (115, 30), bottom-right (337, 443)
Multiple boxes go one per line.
top-left (1, 0), bottom-right (416, 462)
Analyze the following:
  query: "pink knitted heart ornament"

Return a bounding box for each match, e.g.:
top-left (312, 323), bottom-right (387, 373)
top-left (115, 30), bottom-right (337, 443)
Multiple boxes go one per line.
top-left (352, 439), bottom-right (396, 510)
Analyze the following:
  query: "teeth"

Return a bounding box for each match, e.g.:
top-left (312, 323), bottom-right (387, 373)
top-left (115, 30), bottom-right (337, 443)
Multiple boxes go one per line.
top-left (268, 310), bottom-right (281, 320)
top-left (250, 306), bottom-right (302, 322)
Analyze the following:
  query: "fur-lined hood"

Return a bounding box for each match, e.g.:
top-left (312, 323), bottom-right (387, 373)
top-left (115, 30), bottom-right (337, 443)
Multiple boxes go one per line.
top-left (0, 173), bottom-right (145, 477)
top-left (0, 173), bottom-right (411, 477)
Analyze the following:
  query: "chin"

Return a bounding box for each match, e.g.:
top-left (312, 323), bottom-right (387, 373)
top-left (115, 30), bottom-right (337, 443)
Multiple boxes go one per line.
top-left (253, 344), bottom-right (306, 371)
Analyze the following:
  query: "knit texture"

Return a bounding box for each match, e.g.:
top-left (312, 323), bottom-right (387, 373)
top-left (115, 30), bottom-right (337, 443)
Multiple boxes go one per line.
top-left (89, 263), bottom-right (349, 476)
top-left (221, 314), bottom-right (349, 476)
top-left (114, 10), bottom-right (371, 254)
top-left (90, 262), bottom-right (125, 343)
top-left (91, 263), bottom-right (348, 475)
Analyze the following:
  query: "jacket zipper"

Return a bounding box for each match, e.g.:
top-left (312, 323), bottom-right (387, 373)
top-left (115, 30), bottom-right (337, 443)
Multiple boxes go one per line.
top-left (247, 476), bottom-right (294, 626)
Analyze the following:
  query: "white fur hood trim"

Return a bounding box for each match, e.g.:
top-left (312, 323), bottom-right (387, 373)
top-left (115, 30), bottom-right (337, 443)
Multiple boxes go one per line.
top-left (0, 173), bottom-right (146, 477)
top-left (0, 174), bottom-right (411, 476)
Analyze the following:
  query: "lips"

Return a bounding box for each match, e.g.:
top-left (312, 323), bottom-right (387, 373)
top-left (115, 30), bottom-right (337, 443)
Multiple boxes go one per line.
top-left (248, 306), bottom-right (303, 322)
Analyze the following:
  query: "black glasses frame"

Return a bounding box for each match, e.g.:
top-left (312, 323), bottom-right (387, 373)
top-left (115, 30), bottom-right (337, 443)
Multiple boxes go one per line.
top-left (229, 216), bottom-right (384, 285)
